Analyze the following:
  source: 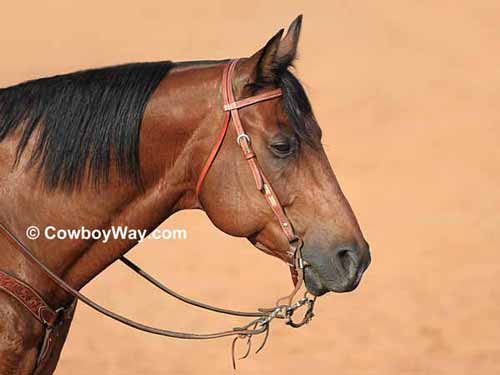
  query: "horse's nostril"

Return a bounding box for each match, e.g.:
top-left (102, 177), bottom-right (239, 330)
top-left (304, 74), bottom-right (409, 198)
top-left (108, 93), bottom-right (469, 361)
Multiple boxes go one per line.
top-left (335, 248), bottom-right (358, 276)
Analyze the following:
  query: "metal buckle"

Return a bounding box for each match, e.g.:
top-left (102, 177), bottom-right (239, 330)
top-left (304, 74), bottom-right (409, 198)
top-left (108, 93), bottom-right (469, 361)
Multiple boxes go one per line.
top-left (287, 236), bottom-right (304, 267)
top-left (236, 133), bottom-right (251, 145)
top-left (55, 307), bottom-right (66, 325)
top-left (298, 257), bottom-right (305, 269)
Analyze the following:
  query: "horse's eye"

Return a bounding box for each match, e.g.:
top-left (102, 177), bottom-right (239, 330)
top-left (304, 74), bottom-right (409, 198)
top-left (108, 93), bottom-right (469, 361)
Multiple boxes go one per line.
top-left (270, 141), bottom-right (293, 157)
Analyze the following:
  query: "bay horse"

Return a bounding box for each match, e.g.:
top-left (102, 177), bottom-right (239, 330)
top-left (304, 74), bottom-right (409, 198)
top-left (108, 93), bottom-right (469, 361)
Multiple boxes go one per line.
top-left (0, 16), bottom-right (370, 374)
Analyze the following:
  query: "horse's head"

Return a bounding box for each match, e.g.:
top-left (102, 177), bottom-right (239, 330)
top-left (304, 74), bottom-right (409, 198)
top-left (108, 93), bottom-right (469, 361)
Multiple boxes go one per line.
top-left (199, 16), bottom-right (370, 296)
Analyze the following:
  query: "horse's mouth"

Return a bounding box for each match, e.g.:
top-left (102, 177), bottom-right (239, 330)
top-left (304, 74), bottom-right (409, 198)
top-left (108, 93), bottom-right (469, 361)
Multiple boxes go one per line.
top-left (303, 262), bottom-right (364, 296)
top-left (251, 239), bottom-right (368, 296)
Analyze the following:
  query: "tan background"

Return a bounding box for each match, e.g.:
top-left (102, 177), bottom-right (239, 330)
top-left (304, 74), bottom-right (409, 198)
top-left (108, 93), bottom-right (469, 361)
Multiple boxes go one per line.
top-left (1, 1), bottom-right (499, 374)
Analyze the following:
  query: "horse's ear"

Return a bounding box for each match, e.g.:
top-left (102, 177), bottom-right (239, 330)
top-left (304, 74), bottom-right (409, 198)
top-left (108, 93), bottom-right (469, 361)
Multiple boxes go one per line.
top-left (258, 29), bottom-right (284, 82)
top-left (276, 15), bottom-right (303, 66)
top-left (241, 16), bottom-right (303, 85)
top-left (241, 29), bottom-right (283, 84)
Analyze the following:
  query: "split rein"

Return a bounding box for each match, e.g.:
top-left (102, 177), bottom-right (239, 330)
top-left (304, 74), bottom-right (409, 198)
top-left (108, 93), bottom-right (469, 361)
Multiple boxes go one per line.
top-left (0, 223), bottom-right (314, 368)
top-left (120, 256), bottom-right (316, 368)
top-left (0, 59), bottom-right (317, 368)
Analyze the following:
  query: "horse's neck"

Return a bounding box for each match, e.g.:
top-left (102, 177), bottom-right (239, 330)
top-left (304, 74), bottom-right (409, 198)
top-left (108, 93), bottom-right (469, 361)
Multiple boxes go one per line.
top-left (0, 63), bottom-right (223, 306)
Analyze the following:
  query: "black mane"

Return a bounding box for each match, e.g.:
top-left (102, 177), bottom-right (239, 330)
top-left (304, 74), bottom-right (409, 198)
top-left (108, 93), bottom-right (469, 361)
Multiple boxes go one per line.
top-left (0, 61), bottom-right (173, 191)
top-left (0, 59), bottom-right (318, 192)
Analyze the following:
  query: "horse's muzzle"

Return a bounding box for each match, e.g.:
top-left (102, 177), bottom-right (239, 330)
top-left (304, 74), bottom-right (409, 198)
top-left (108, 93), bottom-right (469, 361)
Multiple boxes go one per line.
top-left (302, 242), bottom-right (371, 296)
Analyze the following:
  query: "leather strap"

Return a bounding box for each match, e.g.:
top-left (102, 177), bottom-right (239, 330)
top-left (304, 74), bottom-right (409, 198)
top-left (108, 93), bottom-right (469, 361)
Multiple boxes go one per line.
top-left (35, 300), bottom-right (77, 372)
top-left (223, 89), bottom-right (283, 111)
top-left (196, 60), bottom-right (299, 262)
top-left (195, 60), bottom-right (283, 198)
top-left (0, 270), bottom-right (58, 327)
top-left (0, 269), bottom-right (73, 374)
top-left (195, 110), bottom-right (231, 197)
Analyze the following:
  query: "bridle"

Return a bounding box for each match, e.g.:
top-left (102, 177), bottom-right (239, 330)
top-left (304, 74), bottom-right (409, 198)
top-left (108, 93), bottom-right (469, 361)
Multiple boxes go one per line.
top-left (196, 59), bottom-right (307, 287)
top-left (0, 59), bottom-right (316, 370)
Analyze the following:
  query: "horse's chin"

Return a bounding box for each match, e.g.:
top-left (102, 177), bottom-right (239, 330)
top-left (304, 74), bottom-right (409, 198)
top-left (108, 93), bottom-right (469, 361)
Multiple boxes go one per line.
top-left (303, 267), bottom-right (330, 296)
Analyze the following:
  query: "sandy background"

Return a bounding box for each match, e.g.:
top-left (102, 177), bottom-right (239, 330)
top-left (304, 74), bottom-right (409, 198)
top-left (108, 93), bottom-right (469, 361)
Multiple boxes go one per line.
top-left (1, 1), bottom-right (499, 374)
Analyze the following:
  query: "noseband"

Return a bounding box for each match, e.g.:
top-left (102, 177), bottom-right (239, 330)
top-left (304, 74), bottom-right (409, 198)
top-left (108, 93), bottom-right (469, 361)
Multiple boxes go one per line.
top-left (0, 59), bottom-right (316, 370)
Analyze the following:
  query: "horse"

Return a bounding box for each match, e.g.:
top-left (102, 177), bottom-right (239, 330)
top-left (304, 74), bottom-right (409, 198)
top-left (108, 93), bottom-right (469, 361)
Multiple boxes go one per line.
top-left (0, 15), bottom-right (370, 374)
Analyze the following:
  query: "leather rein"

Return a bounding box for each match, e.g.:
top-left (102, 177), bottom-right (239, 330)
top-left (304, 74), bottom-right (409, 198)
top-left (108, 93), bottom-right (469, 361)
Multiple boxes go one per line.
top-left (0, 59), bottom-right (316, 368)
